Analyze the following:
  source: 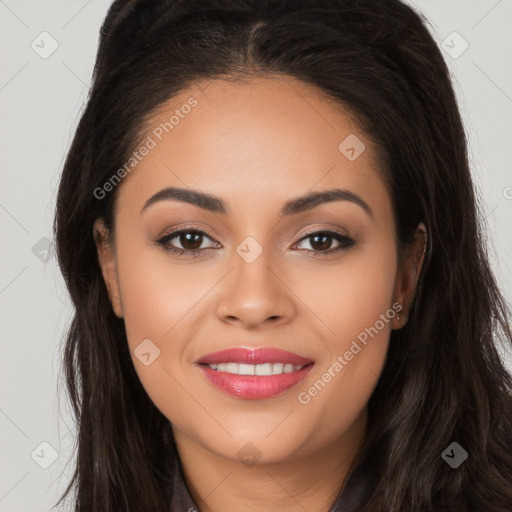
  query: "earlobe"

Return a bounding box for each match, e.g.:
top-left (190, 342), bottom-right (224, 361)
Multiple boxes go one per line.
top-left (392, 222), bottom-right (427, 330)
top-left (93, 219), bottom-right (124, 318)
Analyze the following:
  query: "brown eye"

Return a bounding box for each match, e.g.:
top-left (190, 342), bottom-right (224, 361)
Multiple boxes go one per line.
top-left (308, 233), bottom-right (333, 251)
top-left (156, 229), bottom-right (219, 257)
top-left (177, 231), bottom-right (203, 250)
top-left (294, 230), bottom-right (355, 255)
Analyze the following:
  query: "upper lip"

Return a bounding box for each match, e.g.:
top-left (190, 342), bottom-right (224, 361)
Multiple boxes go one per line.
top-left (196, 347), bottom-right (314, 366)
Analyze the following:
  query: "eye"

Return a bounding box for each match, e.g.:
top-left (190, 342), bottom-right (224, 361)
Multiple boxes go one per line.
top-left (156, 228), bottom-right (220, 257)
top-left (155, 227), bottom-right (355, 258)
top-left (292, 229), bottom-right (355, 256)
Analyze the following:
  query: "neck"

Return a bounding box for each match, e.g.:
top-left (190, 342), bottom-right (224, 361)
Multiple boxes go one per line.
top-left (171, 409), bottom-right (367, 512)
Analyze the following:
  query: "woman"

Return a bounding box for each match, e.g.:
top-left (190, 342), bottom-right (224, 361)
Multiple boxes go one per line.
top-left (53, 0), bottom-right (512, 510)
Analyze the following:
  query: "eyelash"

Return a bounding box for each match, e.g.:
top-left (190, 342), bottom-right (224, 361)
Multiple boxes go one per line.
top-left (155, 226), bottom-right (355, 259)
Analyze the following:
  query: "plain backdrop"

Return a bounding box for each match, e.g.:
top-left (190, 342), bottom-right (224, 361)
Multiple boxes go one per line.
top-left (1, 1), bottom-right (511, 510)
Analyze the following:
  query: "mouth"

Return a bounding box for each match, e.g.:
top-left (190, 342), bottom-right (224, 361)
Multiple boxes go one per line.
top-left (196, 347), bottom-right (315, 400)
top-left (199, 361), bottom-right (312, 375)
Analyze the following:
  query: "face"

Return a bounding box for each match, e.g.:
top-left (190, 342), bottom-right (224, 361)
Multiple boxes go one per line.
top-left (95, 75), bottom-right (424, 466)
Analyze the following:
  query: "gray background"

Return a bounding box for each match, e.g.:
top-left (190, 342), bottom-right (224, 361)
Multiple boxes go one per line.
top-left (1, 1), bottom-right (511, 510)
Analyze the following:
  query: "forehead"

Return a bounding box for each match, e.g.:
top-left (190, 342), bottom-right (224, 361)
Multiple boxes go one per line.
top-left (117, 75), bottom-right (389, 216)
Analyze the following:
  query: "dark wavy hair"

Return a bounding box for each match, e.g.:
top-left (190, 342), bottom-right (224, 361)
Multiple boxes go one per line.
top-left (53, 0), bottom-right (512, 510)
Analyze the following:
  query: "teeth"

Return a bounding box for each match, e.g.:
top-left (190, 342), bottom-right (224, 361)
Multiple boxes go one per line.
top-left (239, 363), bottom-right (255, 375)
top-left (209, 362), bottom-right (306, 375)
top-left (284, 364), bottom-right (294, 373)
top-left (255, 363), bottom-right (272, 376)
top-left (271, 363), bottom-right (284, 374)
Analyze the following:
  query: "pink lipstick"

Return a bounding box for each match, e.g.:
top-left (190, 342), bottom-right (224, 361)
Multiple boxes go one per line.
top-left (196, 347), bottom-right (314, 400)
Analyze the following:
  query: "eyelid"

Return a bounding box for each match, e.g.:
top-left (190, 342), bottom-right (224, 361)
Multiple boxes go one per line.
top-left (284, 219), bottom-right (350, 238)
top-left (296, 225), bottom-right (350, 240)
top-left (286, 224), bottom-right (350, 247)
top-left (291, 228), bottom-right (355, 253)
top-left (157, 224), bottom-right (350, 244)
top-left (156, 224), bottom-right (355, 257)
top-left (157, 226), bottom-right (220, 247)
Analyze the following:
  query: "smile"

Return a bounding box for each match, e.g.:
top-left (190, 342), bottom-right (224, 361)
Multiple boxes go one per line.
top-left (196, 347), bottom-right (315, 399)
top-left (203, 362), bottom-right (308, 375)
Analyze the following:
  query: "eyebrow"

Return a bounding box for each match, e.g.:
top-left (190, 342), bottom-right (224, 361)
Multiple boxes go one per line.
top-left (141, 186), bottom-right (373, 219)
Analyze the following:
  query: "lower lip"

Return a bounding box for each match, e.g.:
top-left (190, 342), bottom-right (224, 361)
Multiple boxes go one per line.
top-left (198, 363), bottom-right (315, 400)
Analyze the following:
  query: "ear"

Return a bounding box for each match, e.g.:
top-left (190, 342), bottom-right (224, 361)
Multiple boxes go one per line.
top-left (392, 222), bottom-right (427, 329)
top-left (93, 218), bottom-right (124, 318)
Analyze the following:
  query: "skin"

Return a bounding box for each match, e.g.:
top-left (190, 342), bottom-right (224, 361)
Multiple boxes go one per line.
top-left (94, 75), bottom-right (426, 512)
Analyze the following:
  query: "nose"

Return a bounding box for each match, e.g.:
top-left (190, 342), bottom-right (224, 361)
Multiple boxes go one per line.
top-left (216, 252), bottom-right (296, 330)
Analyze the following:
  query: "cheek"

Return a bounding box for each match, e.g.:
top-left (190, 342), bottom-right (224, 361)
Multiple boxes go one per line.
top-left (291, 238), bottom-right (396, 431)
top-left (115, 237), bottom-right (207, 348)
top-left (292, 234), bottom-right (397, 348)
top-left (113, 237), bottom-right (219, 424)
top-left (113, 224), bottom-right (397, 440)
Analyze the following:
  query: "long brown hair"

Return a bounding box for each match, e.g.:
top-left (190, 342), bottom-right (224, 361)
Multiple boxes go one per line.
top-left (54, 1), bottom-right (512, 510)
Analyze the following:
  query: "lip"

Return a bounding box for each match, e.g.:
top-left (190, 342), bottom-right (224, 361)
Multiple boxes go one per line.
top-left (198, 364), bottom-right (314, 400)
top-left (196, 347), bottom-right (315, 400)
top-left (196, 347), bottom-right (313, 366)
